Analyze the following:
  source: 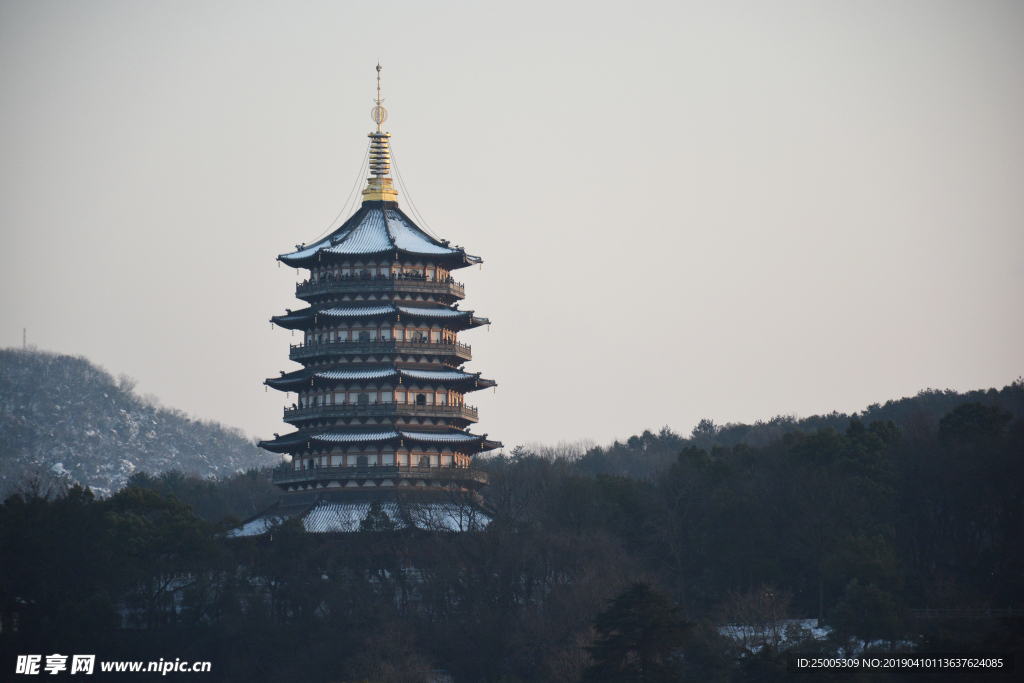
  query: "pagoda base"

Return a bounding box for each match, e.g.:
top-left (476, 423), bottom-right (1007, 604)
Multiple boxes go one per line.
top-left (227, 486), bottom-right (490, 537)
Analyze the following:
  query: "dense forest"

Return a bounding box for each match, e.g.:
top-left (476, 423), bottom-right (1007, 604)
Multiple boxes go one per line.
top-left (1, 380), bottom-right (1022, 681)
top-left (0, 349), bottom-right (278, 495)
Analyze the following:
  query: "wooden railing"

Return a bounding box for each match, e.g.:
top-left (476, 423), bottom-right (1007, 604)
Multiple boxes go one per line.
top-left (272, 464), bottom-right (488, 486)
top-left (289, 338), bottom-right (471, 361)
top-left (284, 402), bottom-right (478, 421)
top-left (296, 275), bottom-right (465, 299)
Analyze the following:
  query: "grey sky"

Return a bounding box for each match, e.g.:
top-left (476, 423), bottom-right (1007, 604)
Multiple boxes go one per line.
top-left (1, 1), bottom-right (1022, 450)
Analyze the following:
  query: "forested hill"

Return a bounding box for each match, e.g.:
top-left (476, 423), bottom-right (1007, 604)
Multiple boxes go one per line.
top-left (0, 348), bottom-right (279, 496)
top-left (571, 379), bottom-right (1024, 479)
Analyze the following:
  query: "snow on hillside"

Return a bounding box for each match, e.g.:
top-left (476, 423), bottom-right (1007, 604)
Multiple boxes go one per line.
top-left (0, 348), bottom-right (280, 496)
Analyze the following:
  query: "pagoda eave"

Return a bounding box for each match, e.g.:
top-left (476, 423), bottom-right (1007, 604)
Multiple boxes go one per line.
top-left (259, 427), bottom-right (493, 455)
top-left (270, 305), bottom-right (483, 332)
top-left (265, 367), bottom-right (496, 393)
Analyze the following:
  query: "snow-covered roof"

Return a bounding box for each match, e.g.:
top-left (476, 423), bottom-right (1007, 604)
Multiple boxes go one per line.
top-left (401, 369), bottom-right (480, 381)
top-left (395, 306), bottom-right (468, 318)
top-left (227, 514), bottom-right (287, 537)
top-left (278, 206), bottom-right (479, 265)
top-left (399, 431), bottom-right (485, 443)
top-left (312, 431), bottom-right (400, 443)
top-left (227, 497), bottom-right (490, 537)
top-left (384, 211), bottom-right (460, 255)
top-left (319, 305), bottom-right (395, 318)
top-left (272, 304), bottom-right (480, 329)
top-left (325, 209), bottom-right (395, 254)
top-left (316, 368), bottom-right (397, 381)
top-left (265, 366), bottom-right (492, 391)
top-left (258, 426), bottom-right (492, 452)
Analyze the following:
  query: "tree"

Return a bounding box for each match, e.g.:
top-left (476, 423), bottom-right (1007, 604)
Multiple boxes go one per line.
top-left (583, 583), bottom-right (692, 683)
top-left (827, 580), bottom-right (903, 653)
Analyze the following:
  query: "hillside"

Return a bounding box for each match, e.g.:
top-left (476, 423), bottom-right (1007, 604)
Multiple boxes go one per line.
top-left (0, 348), bottom-right (280, 496)
top-left (568, 379), bottom-right (1024, 479)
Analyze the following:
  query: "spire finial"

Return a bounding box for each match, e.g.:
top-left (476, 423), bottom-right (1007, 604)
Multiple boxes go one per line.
top-left (363, 64), bottom-right (398, 203)
top-left (371, 63), bottom-right (387, 133)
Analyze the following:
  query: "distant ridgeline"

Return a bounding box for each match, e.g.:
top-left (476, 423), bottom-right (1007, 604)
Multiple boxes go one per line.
top-left (569, 379), bottom-right (1024, 479)
top-left (0, 348), bottom-right (280, 496)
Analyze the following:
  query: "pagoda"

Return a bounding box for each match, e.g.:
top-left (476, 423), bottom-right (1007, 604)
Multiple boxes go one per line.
top-left (233, 66), bottom-right (500, 536)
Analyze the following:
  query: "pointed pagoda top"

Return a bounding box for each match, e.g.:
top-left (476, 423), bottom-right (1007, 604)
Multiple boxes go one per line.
top-left (363, 64), bottom-right (398, 203)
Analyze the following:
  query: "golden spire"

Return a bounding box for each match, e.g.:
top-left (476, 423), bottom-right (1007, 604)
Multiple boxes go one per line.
top-left (362, 63), bottom-right (399, 203)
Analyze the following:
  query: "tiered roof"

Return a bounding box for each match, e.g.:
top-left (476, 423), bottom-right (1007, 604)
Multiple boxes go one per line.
top-left (271, 303), bottom-right (489, 331)
top-left (278, 205), bottom-right (481, 269)
top-left (265, 366), bottom-right (496, 392)
top-left (260, 429), bottom-right (500, 454)
top-left (254, 65), bottom-right (499, 513)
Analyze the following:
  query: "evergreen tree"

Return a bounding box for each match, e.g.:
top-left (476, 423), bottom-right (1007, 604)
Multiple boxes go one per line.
top-left (583, 583), bottom-right (692, 683)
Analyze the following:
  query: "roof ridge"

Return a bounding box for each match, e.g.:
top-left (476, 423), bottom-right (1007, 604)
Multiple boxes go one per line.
top-left (324, 204), bottom-right (371, 249)
top-left (380, 206), bottom-right (399, 251)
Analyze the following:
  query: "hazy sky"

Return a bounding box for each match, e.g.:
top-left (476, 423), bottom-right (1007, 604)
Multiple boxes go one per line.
top-left (1, 1), bottom-right (1022, 451)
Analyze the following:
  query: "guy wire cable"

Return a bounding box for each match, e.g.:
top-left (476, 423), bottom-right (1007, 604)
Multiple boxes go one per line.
top-left (305, 140), bottom-right (370, 245)
top-left (390, 145), bottom-right (443, 242)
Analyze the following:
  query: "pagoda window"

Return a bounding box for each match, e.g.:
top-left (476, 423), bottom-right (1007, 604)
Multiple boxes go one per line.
top-left (337, 330), bottom-right (349, 341)
top-left (396, 390), bottom-right (406, 404)
top-left (358, 330), bottom-right (370, 342)
top-left (381, 391), bottom-right (393, 403)
top-left (437, 392), bottom-right (448, 405)
top-left (357, 393), bottom-right (370, 406)
top-left (426, 268), bottom-right (435, 281)
top-left (441, 455), bottom-right (453, 467)
top-left (381, 452), bottom-right (395, 466)
top-left (341, 268), bottom-right (351, 277)
top-left (430, 330), bottom-right (440, 342)
top-left (410, 330), bottom-right (425, 342)
top-left (397, 452), bottom-right (409, 466)
top-left (379, 329), bottom-right (390, 340)
top-left (395, 329), bottom-right (405, 341)
top-left (330, 455), bottom-right (343, 467)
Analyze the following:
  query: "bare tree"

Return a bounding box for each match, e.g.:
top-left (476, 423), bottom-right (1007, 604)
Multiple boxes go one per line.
top-left (717, 583), bottom-right (794, 652)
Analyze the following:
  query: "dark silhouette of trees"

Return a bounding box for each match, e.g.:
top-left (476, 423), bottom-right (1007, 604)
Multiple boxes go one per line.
top-left (583, 583), bottom-right (691, 683)
top-left (2, 386), bottom-right (1022, 681)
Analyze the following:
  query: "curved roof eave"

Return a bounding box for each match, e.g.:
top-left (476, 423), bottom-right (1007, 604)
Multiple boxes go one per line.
top-left (277, 205), bottom-right (473, 267)
top-left (264, 367), bottom-right (497, 393)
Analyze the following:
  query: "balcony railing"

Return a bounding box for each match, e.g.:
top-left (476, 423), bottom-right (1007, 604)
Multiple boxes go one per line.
top-left (271, 464), bottom-right (489, 487)
top-left (296, 275), bottom-right (465, 299)
top-left (284, 402), bottom-right (478, 422)
top-left (289, 338), bottom-right (471, 361)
